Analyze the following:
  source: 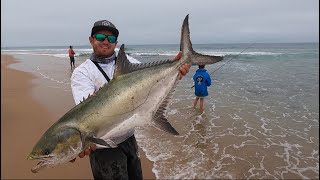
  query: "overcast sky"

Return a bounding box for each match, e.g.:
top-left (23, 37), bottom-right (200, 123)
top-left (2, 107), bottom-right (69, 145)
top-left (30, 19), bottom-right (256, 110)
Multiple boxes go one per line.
top-left (1, 0), bottom-right (319, 47)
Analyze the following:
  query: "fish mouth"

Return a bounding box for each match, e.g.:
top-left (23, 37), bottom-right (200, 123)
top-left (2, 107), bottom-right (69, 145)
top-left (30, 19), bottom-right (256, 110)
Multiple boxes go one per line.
top-left (28, 153), bottom-right (77, 173)
top-left (28, 155), bottom-right (54, 173)
top-left (31, 160), bottom-right (47, 173)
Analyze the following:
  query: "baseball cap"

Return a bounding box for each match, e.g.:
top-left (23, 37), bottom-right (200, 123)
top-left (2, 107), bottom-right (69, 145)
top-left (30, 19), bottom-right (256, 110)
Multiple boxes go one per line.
top-left (91, 20), bottom-right (119, 37)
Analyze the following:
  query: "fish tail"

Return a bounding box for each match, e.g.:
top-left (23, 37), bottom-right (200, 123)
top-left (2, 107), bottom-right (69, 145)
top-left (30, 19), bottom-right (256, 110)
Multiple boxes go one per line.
top-left (180, 14), bottom-right (224, 65)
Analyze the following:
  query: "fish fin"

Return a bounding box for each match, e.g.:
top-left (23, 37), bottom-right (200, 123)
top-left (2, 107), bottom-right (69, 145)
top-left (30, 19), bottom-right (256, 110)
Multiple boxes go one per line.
top-left (190, 52), bottom-right (224, 65)
top-left (180, 14), bottom-right (224, 65)
top-left (160, 75), bottom-right (179, 111)
top-left (86, 137), bottom-right (117, 148)
top-left (114, 44), bottom-right (134, 78)
top-left (156, 81), bottom-right (177, 115)
top-left (114, 44), bottom-right (173, 78)
top-left (152, 115), bottom-right (179, 135)
top-left (105, 139), bottom-right (118, 148)
top-left (151, 80), bottom-right (179, 135)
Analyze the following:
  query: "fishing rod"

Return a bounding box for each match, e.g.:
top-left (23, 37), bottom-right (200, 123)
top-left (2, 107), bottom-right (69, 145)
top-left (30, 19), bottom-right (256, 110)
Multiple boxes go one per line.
top-left (191, 42), bottom-right (256, 88)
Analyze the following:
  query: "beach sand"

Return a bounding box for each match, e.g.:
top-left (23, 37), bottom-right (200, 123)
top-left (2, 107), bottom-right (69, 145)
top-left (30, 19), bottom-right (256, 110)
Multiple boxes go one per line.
top-left (1, 54), bottom-right (156, 179)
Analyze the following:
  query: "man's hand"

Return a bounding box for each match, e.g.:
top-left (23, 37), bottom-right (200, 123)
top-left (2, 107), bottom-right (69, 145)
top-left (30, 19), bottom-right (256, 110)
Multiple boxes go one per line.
top-left (69, 144), bottom-right (97, 163)
top-left (173, 51), bottom-right (191, 79)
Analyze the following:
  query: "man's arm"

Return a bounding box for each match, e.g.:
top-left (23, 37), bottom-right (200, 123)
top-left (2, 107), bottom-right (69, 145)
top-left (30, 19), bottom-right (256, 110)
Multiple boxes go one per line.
top-left (69, 68), bottom-right (97, 162)
top-left (206, 73), bottom-right (212, 86)
top-left (71, 69), bottom-right (95, 105)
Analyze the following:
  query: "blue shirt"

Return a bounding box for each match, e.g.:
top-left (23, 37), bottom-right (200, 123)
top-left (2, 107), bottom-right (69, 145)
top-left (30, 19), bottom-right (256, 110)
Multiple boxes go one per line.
top-left (193, 68), bottom-right (211, 97)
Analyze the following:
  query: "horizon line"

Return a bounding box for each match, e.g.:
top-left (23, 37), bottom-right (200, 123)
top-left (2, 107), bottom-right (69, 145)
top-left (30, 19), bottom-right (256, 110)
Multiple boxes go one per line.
top-left (1, 41), bottom-right (319, 49)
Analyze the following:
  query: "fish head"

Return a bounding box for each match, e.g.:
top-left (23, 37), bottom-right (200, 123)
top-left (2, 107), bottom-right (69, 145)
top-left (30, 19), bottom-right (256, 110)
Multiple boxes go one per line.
top-left (28, 127), bottom-right (83, 173)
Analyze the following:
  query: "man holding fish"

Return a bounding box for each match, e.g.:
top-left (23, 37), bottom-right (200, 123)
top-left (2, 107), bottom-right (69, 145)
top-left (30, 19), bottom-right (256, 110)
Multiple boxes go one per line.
top-left (70, 19), bottom-right (191, 179)
top-left (28, 15), bottom-right (223, 180)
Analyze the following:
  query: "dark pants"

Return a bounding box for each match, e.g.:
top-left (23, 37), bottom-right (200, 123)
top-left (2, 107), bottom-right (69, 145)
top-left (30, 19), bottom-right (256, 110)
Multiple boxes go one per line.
top-left (69, 56), bottom-right (75, 67)
top-left (89, 135), bottom-right (143, 180)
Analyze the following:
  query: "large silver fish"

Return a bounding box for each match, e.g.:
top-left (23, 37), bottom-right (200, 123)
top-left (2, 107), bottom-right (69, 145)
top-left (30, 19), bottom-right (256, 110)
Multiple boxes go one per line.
top-left (28, 14), bottom-right (223, 173)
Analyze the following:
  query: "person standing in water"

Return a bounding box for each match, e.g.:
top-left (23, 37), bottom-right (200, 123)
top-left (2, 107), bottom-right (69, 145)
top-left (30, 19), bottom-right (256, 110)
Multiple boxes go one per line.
top-left (193, 64), bottom-right (211, 112)
top-left (68, 45), bottom-right (75, 69)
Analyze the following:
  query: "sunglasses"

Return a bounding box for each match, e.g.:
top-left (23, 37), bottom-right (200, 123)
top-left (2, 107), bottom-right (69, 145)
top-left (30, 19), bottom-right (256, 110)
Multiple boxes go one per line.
top-left (94, 34), bottom-right (117, 43)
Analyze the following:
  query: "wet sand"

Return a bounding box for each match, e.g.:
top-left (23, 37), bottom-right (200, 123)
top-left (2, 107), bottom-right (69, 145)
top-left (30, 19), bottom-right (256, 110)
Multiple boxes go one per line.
top-left (1, 54), bottom-right (156, 179)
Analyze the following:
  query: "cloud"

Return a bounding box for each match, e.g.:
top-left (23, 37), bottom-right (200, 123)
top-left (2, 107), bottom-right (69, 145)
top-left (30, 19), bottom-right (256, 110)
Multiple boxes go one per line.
top-left (1, 0), bottom-right (319, 47)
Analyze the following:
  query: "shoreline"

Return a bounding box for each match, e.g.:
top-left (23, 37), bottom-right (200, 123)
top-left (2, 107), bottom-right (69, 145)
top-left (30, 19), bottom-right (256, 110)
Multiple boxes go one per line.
top-left (1, 54), bottom-right (156, 179)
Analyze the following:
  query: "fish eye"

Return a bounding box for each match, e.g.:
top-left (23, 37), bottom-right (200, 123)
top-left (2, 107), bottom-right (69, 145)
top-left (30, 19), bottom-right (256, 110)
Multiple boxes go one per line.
top-left (43, 149), bottom-right (50, 155)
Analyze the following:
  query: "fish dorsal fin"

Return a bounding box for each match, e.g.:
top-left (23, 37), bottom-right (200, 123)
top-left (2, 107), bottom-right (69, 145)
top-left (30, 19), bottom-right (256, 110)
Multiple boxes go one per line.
top-left (114, 44), bottom-right (133, 78)
top-left (114, 44), bottom-right (174, 78)
top-left (152, 80), bottom-right (179, 135)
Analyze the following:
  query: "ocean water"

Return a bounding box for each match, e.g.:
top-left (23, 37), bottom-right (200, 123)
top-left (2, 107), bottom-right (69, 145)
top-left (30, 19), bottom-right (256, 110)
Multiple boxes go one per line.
top-left (2, 43), bottom-right (319, 179)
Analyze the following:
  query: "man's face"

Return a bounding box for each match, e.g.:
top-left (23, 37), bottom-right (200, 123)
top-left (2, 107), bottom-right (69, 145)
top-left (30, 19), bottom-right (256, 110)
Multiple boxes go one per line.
top-left (89, 30), bottom-right (118, 57)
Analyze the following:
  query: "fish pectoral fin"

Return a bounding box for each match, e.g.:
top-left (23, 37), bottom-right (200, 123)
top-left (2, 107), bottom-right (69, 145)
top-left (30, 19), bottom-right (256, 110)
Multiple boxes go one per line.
top-left (110, 129), bottom-right (135, 145)
top-left (86, 137), bottom-right (117, 148)
top-left (105, 139), bottom-right (118, 148)
top-left (152, 115), bottom-right (179, 135)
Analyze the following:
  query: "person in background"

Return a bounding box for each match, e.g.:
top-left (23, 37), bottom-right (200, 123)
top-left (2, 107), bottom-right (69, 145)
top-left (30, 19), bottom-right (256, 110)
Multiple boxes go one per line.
top-left (69, 19), bottom-right (191, 179)
top-left (68, 45), bottom-right (75, 69)
top-left (193, 64), bottom-right (211, 112)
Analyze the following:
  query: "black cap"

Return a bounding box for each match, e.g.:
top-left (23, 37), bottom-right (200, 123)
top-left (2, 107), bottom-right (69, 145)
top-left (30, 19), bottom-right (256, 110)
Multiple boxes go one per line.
top-left (91, 20), bottom-right (119, 37)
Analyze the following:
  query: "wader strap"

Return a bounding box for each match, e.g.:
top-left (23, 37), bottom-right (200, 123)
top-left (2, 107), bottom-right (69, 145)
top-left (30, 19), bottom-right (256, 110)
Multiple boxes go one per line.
top-left (91, 57), bottom-right (117, 82)
top-left (92, 61), bottom-right (111, 82)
